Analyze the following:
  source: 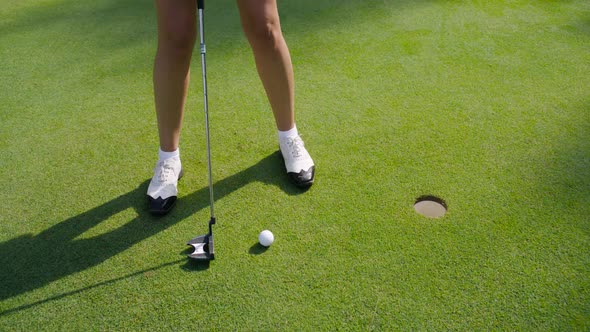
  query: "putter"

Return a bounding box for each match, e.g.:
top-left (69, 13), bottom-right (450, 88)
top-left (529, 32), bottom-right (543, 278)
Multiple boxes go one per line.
top-left (187, 0), bottom-right (216, 261)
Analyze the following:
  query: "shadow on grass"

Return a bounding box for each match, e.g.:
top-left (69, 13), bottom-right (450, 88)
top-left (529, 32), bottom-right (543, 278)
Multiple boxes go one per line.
top-left (0, 259), bottom-right (185, 317)
top-left (0, 152), bottom-right (306, 312)
top-left (248, 243), bottom-right (270, 255)
top-left (181, 256), bottom-right (212, 272)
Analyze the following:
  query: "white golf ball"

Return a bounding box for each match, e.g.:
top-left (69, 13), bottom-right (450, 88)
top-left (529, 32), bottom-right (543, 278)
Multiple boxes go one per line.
top-left (258, 230), bottom-right (274, 247)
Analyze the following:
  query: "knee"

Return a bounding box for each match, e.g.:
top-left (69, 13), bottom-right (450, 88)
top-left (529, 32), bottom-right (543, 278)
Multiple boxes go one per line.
top-left (157, 18), bottom-right (196, 57)
top-left (242, 17), bottom-right (284, 51)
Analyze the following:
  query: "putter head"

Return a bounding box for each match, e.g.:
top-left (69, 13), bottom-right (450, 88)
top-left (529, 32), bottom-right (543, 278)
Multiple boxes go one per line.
top-left (187, 233), bottom-right (215, 260)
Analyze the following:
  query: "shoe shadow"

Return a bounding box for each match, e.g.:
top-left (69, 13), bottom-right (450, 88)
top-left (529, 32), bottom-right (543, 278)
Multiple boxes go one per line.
top-left (0, 152), bottom-right (306, 308)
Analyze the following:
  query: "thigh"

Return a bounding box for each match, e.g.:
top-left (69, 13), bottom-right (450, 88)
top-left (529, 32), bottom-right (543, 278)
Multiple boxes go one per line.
top-left (155, 0), bottom-right (197, 41)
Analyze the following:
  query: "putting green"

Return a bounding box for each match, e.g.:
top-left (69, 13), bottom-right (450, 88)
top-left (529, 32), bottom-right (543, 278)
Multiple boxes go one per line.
top-left (1, 0), bottom-right (588, 330)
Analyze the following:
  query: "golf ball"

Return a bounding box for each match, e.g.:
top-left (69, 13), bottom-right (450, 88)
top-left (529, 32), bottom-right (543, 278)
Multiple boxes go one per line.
top-left (258, 230), bottom-right (274, 247)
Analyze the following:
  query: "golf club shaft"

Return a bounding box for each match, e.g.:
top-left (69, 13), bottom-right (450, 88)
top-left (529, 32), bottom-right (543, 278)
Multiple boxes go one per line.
top-left (198, 2), bottom-right (215, 220)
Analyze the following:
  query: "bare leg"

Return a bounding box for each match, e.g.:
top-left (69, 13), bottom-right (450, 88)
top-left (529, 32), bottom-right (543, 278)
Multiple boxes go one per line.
top-left (238, 0), bottom-right (315, 187)
top-left (237, 0), bottom-right (295, 131)
top-left (153, 0), bottom-right (196, 152)
top-left (148, 0), bottom-right (196, 215)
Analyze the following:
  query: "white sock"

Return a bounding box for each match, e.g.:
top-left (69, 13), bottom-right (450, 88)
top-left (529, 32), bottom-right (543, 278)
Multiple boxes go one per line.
top-left (278, 125), bottom-right (298, 141)
top-left (159, 148), bottom-right (179, 161)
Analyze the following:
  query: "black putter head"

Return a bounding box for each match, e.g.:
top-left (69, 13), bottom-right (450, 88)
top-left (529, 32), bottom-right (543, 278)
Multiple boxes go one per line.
top-left (187, 233), bottom-right (214, 260)
top-left (187, 217), bottom-right (216, 261)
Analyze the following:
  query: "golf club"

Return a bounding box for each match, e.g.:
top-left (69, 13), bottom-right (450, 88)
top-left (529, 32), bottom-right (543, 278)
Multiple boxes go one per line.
top-left (187, 0), bottom-right (216, 261)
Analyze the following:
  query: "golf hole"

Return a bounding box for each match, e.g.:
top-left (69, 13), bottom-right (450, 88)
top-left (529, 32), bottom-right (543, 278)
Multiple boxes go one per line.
top-left (414, 195), bottom-right (447, 218)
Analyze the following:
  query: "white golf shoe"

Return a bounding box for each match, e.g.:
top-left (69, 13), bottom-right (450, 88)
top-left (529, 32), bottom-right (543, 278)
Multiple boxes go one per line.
top-left (279, 135), bottom-right (315, 187)
top-left (147, 156), bottom-right (183, 215)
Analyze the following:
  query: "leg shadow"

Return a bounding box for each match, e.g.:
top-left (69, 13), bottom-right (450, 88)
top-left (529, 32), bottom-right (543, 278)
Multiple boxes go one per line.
top-left (0, 152), bottom-right (305, 306)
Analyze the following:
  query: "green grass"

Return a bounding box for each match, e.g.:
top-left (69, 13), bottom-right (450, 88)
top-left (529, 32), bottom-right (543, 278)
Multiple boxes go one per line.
top-left (1, 0), bottom-right (589, 330)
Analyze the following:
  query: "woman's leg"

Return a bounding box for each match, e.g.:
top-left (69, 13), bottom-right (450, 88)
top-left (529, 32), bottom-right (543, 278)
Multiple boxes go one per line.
top-left (237, 0), bottom-right (315, 187)
top-left (236, 0), bottom-right (295, 131)
top-left (148, 0), bottom-right (196, 215)
top-left (153, 0), bottom-right (197, 151)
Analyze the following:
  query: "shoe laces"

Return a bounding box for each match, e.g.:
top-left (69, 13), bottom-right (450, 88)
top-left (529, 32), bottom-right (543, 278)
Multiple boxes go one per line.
top-left (154, 159), bottom-right (177, 183)
top-left (284, 136), bottom-right (305, 158)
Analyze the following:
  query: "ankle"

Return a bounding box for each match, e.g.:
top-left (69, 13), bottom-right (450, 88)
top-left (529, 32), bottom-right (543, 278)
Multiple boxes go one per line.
top-left (278, 125), bottom-right (298, 141)
top-left (159, 147), bottom-right (180, 161)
